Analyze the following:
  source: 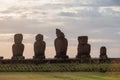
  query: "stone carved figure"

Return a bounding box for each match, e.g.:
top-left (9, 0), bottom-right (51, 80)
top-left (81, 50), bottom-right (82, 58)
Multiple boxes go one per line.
top-left (0, 56), bottom-right (3, 60)
top-left (76, 36), bottom-right (91, 63)
top-left (12, 34), bottom-right (25, 60)
top-left (33, 34), bottom-right (46, 59)
top-left (99, 46), bottom-right (109, 63)
top-left (54, 29), bottom-right (68, 59)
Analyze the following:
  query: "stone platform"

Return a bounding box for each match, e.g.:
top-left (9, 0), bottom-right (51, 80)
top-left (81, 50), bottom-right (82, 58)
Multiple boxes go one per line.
top-left (0, 58), bottom-right (119, 64)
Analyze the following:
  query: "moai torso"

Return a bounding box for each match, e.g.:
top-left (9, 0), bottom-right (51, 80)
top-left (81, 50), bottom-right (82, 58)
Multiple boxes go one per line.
top-left (12, 44), bottom-right (24, 56)
top-left (78, 44), bottom-right (91, 56)
top-left (54, 29), bottom-right (68, 59)
top-left (34, 34), bottom-right (46, 59)
top-left (12, 34), bottom-right (24, 59)
top-left (76, 36), bottom-right (91, 62)
top-left (55, 35), bottom-right (68, 56)
top-left (77, 36), bottom-right (91, 56)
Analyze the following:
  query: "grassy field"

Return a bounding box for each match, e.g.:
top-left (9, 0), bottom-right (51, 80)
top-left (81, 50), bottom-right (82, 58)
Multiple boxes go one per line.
top-left (0, 72), bottom-right (120, 80)
top-left (0, 63), bottom-right (120, 72)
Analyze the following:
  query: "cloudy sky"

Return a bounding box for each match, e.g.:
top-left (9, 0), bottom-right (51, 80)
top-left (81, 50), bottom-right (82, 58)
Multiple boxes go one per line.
top-left (0, 0), bottom-right (120, 59)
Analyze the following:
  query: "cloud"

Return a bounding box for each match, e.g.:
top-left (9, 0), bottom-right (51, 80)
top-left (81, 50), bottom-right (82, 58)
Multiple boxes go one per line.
top-left (43, 0), bottom-right (120, 7)
top-left (0, 33), bottom-right (50, 44)
top-left (89, 38), bottom-right (117, 43)
top-left (59, 7), bottom-right (101, 18)
top-left (99, 7), bottom-right (120, 17)
top-left (0, 0), bottom-right (119, 24)
top-left (59, 7), bottom-right (120, 18)
top-left (88, 0), bottom-right (120, 6)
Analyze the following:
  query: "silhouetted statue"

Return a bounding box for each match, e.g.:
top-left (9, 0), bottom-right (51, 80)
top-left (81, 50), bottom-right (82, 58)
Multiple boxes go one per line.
top-left (54, 29), bottom-right (68, 59)
top-left (12, 34), bottom-right (25, 60)
top-left (0, 56), bottom-right (3, 60)
top-left (99, 46), bottom-right (109, 63)
top-left (76, 36), bottom-right (91, 63)
top-left (33, 34), bottom-right (46, 59)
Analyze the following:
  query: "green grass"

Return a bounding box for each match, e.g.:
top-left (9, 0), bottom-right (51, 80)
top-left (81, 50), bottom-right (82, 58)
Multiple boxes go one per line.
top-left (0, 63), bottom-right (120, 72)
top-left (0, 72), bottom-right (120, 80)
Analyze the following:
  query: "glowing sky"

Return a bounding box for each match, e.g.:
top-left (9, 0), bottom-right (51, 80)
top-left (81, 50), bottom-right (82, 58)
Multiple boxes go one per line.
top-left (0, 0), bottom-right (120, 59)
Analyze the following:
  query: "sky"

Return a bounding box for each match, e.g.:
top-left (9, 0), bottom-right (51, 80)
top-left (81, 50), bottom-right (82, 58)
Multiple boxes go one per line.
top-left (0, 0), bottom-right (120, 59)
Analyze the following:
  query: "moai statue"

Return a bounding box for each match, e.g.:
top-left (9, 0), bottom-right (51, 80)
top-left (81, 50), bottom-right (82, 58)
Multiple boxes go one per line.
top-left (54, 29), bottom-right (69, 59)
top-left (0, 56), bottom-right (3, 60)
top-left (76, 36), bottom-right (91, 63)
top-left (33, 34), bottom-right (46, 60)
top-left (99, 46), bottom-right (109, 63)
top-left (12, 34), bottom-right (25, 60)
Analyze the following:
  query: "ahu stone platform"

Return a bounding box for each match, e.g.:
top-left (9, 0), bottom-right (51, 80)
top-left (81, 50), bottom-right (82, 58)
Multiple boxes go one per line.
top-left (0, 58), bottom-right (119, 64)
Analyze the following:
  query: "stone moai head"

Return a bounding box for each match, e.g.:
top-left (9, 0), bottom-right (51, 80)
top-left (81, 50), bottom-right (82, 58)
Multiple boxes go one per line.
top-left (56, 28), bottom-right (65, 39)
top-left (60, 32), bottom-right (65, 38)
top-left (100, 46), bottom-right (107, 55)
top-left (56, 28), bottom-right (62, 38)
top-left (14, 34), bottom-right (23, 44)
top-left (36, 34), bottom-right (43, 41)
top-left (78, 36), bottom-right (88, 44)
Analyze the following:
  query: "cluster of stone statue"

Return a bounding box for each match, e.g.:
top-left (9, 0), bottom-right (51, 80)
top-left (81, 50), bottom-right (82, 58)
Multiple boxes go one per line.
top-left (12, 29), bottom-right (108, 62)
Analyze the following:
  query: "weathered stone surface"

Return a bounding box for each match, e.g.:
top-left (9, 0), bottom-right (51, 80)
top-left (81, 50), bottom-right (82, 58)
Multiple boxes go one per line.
top-left (100, 46), bottom-right (107, 56)
top-left (14, 33), bottom-right (23, 44)
top-left (54, 29), bottom-right (68, 59)
top-left (99, 46), bottom-right (109, 63)
top-left (78, 36), bottom-right (88, 44)
top-left (76, 36), bottom-right (91, 63)
top-left (33, 34), bottom-right (46, 59)
top-left (0, 56), bottom-right (3, 60)
top-left (12, 34), bottom-right (25, 60)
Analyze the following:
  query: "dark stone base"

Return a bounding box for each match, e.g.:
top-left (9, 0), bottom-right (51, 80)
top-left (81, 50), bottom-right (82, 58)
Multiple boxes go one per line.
top-left (99, 55), bottom-right (109, 63)
top-left (33, 56), bottom-right (45, 60)
top-left (55, 55), bottom-right (69, 59)
top-left (11, 56), bottom-right (25, 60)
top-left (0, 58), bottom-right (118, 64)
top-left (99, 59), bottom-right (110, 63)
top-left (0, 56), bottom-right (3, 60)
top-left (76, 55), bottom-right (91, 63)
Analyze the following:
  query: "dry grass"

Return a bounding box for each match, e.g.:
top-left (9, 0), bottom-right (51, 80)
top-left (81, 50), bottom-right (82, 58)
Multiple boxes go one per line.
top-left (0, 72), bottom-right (120, 80)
